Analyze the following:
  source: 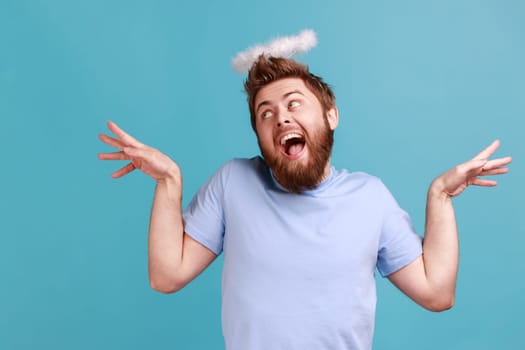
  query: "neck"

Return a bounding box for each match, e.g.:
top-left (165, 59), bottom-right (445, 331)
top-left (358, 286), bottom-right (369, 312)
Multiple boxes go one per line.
top-left (318, 160), bottom-right (332, 184)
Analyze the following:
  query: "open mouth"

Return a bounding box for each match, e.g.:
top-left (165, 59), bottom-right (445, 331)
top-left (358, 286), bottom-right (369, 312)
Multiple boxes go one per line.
top-left (280, 133), bottom-right (305, 158)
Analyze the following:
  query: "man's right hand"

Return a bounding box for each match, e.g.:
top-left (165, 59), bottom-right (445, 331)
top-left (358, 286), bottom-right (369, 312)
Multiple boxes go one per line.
top-left (98, 121), bottom-right (180, 182)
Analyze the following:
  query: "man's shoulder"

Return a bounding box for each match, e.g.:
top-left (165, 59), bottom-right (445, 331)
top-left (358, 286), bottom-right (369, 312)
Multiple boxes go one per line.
top-left (336, 169), bottom-right (379, 181)
top-left (210, 156), bottom-right (268, 185)
top-left (332, 168), bottom-right (383, 186)
top-left (325, 167), bottom-right (392, 198)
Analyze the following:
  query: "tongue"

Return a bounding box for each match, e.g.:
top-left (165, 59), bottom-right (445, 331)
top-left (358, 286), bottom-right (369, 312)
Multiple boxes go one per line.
top-left (288, 143), bottom-right (304, 156)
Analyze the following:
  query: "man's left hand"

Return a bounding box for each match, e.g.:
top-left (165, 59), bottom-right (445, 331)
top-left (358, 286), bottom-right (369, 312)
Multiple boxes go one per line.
top-left (431, 140), bottom-right (512, 198)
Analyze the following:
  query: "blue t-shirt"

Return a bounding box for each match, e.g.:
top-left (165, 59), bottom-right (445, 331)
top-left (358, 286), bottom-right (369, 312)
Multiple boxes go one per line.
top-left (183, 157), bottom-right (422, 350)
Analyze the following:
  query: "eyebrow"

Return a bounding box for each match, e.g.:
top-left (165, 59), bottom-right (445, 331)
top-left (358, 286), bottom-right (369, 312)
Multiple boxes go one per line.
top-left (255, 90), bottom-right (304, 114)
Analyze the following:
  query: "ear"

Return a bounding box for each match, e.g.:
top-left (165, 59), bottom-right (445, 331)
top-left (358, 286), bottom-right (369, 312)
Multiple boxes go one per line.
top-left (326, 106), bottom-right (339, 131)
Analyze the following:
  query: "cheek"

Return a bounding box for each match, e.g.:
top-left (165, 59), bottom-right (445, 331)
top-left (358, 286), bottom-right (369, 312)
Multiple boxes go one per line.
top-left (256, 127), bottom-right (274, 146)
top-left (261, 135), bottom-right (275, 150)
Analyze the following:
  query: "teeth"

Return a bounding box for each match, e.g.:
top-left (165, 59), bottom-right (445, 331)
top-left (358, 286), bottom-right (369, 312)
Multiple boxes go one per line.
top-left (280, 133), bottom-right (302, 145)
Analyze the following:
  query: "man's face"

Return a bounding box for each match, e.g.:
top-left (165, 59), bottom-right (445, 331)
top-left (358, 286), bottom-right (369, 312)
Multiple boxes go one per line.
top-left (254, 78), bottom-right (338, 193)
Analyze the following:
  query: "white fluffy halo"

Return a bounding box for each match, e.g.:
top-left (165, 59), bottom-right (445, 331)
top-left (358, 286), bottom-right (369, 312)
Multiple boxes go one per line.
top-left (231, 29), bottom-right (318, 73)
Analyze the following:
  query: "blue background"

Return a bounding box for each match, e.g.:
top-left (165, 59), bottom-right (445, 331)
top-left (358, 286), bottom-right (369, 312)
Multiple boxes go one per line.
top-left (1, 0), bottom-right (523, 349)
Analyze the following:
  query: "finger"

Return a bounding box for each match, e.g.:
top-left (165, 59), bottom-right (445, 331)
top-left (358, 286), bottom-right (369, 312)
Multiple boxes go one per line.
top-left (123, 146), bottom-right (141, 157)
top-left (107, 121), bottom-right (143, 147)
top-left (480, 156), bottom-right (512, 170)
top-left (112, 162), bottom-right (136, 178)
top-left (123, 146), bottom-right (153, 160)
top-left (458, 158), bottom-right (487, 176)
top-left (480, 167), bottom-right (509, 176)
top-left (98, 151), bottom-right (128, 161)
top-left (470, 178), bottom-right (497, 187)
top-left (473, 139), bottom-right (500, 160)
top-left (99, 133), bottom-right (126, 150)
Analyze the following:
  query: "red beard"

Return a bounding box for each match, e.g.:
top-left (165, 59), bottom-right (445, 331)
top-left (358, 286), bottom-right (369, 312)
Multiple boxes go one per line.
top-left (259, 118), bottom-right (334, 194)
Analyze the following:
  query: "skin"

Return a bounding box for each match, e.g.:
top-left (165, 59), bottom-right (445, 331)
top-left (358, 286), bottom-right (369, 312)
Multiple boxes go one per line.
top-left (98, 77), bottom-right (512, 310)
top-left (98, 123), bottom-right (216, 292)
top-left (388, 140), bottom-right (511, 310)
top-left (254, 78), bottom-right (338, 190)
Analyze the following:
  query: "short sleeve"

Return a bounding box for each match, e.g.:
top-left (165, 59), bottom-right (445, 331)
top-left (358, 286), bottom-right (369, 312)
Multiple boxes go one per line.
top-left (183, 161), bottom-right (233, 255)
top-left (375, 182), bottom-right (422, 277)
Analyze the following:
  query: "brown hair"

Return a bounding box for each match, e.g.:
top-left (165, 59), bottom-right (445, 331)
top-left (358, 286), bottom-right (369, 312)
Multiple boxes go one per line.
top-left (244, 55), bottom-right (335, 131)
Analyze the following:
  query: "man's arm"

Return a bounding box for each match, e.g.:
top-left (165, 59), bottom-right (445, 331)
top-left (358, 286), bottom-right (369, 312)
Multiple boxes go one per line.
top-left (388, 140), bottom-right (511, 311)
top-left (98, 121), bottom-right (217, 294)
top-left (148, 177), bottom-right (217, 293)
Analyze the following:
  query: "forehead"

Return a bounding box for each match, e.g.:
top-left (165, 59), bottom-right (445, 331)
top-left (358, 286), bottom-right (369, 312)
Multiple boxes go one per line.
top-left (254, 78), bottom-right (315, 106)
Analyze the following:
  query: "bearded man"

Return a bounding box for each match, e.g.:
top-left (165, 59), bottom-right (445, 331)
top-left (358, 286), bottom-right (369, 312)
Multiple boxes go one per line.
top-left (98, 54), bottom-right (511, 349)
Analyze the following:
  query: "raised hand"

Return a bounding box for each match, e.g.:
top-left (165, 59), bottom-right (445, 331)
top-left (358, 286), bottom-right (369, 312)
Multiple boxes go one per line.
top-left (432, 140), bottom-right (512, 198)
top-left (98, 121), bottom-right (180, 181)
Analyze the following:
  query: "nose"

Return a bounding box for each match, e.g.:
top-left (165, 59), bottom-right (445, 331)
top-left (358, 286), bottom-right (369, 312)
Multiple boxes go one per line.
top-left (276, 108), bottom-right (291, 128)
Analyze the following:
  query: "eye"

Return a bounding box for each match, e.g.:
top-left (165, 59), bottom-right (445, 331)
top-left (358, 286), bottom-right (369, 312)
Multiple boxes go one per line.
top-left (288, 100), bottom-right (301, 109)
top-left (261, 110), bottom-right (273, 119)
